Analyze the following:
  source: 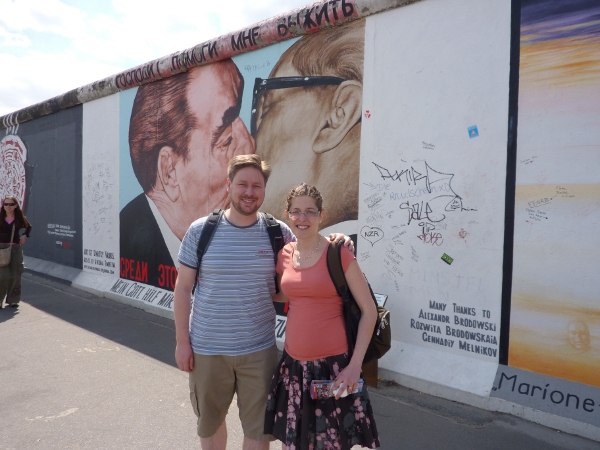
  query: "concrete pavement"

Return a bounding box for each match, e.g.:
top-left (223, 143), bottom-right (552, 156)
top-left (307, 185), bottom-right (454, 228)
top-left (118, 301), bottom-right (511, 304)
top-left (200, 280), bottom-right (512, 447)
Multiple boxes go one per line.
top-left (1, 273), bottom-right (599, 450)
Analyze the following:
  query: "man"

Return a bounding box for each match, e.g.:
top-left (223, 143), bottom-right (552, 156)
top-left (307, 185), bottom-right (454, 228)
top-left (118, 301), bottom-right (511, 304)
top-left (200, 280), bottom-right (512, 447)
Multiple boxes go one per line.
top-left (120, 59), bottom-right (254, 289)
top-left (253, 20), bottom-right (365, 234)
top-left (174, 154), bottom-right (351, 449)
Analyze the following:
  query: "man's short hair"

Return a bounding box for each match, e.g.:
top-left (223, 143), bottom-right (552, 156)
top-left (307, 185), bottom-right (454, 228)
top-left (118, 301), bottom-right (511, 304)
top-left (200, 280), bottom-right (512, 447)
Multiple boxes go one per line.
top-left (128, 60), bottom-right (244, 194)
top-left (271, 20), bottom-right (365, 83)
top-left (228, 154), bottom-right (272, 184)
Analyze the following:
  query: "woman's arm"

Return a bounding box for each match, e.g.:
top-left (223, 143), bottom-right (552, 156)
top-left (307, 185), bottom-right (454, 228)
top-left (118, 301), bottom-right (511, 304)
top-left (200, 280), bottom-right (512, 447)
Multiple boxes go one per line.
top-left (20, 222), bottom-right (32, 245)
top-left (271, 273), bottom-right (289, 303)
top-left (332, 260), bottom-right (378, 398)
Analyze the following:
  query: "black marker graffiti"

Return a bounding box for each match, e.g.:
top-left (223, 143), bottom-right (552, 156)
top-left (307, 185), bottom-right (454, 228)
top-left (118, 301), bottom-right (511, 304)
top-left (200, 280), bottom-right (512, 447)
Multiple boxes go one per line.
top-left (373, 161), bottom-right (476, 227)
top-left (277, 0), bottom-right (355, 38)
top-left (231, 27), bottom-right (260, 51)
top-left (361, 226), bottom-right (384, 246)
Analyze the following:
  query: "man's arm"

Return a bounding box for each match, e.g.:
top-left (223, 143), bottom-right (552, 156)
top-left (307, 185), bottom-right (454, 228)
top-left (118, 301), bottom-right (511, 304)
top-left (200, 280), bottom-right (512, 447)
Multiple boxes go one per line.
top-left (174, 265), bottom-right (196, 372)
top-left (272, 273), bottom-right (289, 304)
top-left (328, 233), bottom-right (354, 253)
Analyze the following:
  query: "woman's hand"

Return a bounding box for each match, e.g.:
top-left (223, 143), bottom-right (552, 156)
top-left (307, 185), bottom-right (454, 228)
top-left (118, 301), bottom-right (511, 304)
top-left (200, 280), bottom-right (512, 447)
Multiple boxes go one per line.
top-left (19, 236), bottom-right (27, 245)
top-left (332, 360), bottom-right (362, 399)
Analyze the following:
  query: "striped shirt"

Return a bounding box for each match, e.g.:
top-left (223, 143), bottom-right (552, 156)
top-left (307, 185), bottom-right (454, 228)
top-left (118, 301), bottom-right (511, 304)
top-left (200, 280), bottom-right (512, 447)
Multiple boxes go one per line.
top-left (178, 213), bottom-right (295, 356)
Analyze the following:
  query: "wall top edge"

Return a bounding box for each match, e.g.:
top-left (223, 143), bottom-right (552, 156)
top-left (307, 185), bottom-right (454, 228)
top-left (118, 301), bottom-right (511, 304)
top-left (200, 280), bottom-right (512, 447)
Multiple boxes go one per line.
top-left (0, 0), bottom-right (420, 131)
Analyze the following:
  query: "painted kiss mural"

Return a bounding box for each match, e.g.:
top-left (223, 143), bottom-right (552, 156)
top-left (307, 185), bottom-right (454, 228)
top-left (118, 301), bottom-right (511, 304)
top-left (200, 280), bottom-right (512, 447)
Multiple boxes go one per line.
top-left (253, 20), bottom-right (364, 234)
top-left (508, 0), bottom-right (600, 387)
top-left (120, 60), bottom-right (254, 290)
top-left (119, 20), bottom-right (365, 291)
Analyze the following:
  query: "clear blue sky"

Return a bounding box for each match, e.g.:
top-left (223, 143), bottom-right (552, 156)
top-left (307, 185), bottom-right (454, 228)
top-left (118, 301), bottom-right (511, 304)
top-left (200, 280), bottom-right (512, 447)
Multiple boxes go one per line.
top-left (0, 0), bottom-right (312, 116)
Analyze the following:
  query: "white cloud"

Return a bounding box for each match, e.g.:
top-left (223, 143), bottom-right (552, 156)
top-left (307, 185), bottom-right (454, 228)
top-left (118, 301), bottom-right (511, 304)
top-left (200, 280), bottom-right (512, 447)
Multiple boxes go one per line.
top-left (0, 25), bottom-right (31, 47)
top-left (0, 0), bottom-right (86, 37)
top-left (0, 0), bottom-right (314, 116)
top-left (0, 51), bottom-right (124, 114)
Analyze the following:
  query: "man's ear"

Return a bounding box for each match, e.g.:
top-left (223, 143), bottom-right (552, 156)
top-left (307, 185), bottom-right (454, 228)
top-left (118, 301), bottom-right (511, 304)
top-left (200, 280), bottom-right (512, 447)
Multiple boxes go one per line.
top-left (313, 80), bottom-right (362, 154)
top-left (157, 146), bottom-right (181, 202)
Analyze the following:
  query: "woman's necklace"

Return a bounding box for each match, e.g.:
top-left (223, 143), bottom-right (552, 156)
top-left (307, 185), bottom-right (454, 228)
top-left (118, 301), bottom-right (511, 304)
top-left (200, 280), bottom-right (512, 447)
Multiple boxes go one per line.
top-left (295, 238), bottom-right (321, 261)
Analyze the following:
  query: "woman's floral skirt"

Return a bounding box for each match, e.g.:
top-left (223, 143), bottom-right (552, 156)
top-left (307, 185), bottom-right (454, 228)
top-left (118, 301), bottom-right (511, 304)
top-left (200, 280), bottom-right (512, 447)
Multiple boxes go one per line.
top-left (265, 350), bottom-right (380, 450)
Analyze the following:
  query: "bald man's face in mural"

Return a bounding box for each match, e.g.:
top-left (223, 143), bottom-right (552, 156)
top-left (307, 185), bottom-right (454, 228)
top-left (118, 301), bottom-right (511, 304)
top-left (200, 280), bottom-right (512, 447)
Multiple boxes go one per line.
top-left (253, 29), bottom-right (364, 230)
top-left (568, 320), bottom-right (591, 352)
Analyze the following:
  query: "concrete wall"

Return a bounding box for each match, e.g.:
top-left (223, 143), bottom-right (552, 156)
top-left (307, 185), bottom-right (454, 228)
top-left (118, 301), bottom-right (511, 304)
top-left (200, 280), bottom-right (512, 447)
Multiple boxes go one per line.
top-left (2, 0), bottom-right (600, 441)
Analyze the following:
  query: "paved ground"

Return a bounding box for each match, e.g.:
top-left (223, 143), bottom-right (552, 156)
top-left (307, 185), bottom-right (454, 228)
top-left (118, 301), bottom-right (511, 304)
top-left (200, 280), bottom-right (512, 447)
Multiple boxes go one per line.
top-left (1, 273), bottom-right (599, 450)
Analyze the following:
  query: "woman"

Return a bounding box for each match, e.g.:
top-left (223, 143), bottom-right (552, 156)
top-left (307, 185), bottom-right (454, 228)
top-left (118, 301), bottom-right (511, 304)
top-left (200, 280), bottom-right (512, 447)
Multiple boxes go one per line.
top-left (0, 196), bottom-right (31, 308)
top-left (265, 184), bottom-right (380, 450)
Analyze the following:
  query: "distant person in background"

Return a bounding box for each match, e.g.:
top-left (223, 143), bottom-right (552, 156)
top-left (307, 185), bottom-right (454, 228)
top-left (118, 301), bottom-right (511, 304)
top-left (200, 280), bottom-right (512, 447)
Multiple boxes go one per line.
top-left (121, 59), bottom-right (254, 288)
top-left (253, 21), bottom-right (365, 234)
top-left (0, 195), bottom-right (31, 308)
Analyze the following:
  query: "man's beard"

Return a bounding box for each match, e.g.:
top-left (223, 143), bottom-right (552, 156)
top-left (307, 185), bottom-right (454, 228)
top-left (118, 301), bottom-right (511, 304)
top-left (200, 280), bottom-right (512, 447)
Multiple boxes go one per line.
top-left (230, 195), bottom-right (261, 216)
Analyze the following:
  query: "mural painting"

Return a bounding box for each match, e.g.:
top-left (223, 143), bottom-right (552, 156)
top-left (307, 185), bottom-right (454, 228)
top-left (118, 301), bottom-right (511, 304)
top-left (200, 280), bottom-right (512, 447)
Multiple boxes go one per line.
top-left (508, 0), bottom-right (600, 388)
top-left (119, 60), bottom-right (254, 291)
top-left (117, 20), bottom-right (365, 304)
top-left (252, 21), bottom-right (365, 236)
top-left (2, 107), bottom-right (82, 268)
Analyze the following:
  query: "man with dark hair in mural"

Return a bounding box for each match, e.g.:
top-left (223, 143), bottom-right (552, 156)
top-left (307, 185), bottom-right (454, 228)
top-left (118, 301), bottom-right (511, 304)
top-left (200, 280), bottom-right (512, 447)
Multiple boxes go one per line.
top-left (252, 20), bottom-right (365, 235)
top-left (120, 59), bottom-right (254, 290)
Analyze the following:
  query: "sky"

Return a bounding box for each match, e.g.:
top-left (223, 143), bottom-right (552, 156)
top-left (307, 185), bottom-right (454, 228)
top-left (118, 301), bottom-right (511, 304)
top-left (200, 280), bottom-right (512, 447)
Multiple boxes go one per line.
top-left (0, 0), bottom-right (313, 116)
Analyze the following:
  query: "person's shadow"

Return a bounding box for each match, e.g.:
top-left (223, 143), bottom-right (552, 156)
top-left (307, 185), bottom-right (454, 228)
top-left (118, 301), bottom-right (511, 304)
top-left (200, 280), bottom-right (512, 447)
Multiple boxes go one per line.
top-left (0, 305), bottom-right (20, 324)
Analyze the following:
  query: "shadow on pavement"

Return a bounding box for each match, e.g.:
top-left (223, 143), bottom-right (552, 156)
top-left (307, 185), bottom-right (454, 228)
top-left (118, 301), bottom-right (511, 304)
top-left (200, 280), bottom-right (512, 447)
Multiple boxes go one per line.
top-left (17, 272), bottom-right (177, 368)
top-left (0, 303), bottom-right (20, 324)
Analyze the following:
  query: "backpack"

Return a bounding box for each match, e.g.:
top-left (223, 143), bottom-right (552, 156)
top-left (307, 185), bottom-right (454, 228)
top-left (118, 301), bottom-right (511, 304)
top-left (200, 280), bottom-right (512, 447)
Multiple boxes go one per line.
top-left (192, 209), bottom-right (284, 293)
top-left (326, 240), bottom-right (391, 364)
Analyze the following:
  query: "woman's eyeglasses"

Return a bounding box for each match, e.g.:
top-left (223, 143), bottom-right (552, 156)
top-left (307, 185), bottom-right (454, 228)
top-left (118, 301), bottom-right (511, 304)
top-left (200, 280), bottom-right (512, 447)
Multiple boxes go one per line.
top-left (3, 203), bottom-right (16, 207)
top-left (288, 210), bottom-right (321, 220)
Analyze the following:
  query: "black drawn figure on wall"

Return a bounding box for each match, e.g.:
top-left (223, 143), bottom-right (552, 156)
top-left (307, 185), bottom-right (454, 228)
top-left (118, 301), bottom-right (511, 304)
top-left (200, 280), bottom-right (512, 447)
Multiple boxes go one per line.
top-left (120, 59), bottom-right (254, 290)
top-left (253, 20), bottom-right (365, 232)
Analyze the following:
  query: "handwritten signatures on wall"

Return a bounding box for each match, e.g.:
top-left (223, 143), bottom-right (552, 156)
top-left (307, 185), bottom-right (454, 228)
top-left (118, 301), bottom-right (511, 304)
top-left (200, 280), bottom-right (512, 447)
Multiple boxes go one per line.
top-left (363, 160), bottom-right (476, 248)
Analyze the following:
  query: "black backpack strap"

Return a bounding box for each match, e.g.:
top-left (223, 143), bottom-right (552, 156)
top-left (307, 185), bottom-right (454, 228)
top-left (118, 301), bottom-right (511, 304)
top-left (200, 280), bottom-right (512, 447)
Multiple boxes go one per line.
top-left (193, 209), bottom-right (223, 293)
top-left (326, 240), bottom-right (357, 356)
top-left (261, 212), bottom-right (284, 293)
top-left (261, 213), bottom-right (284, 258)
top-left (326, 240), bottom-right (350, 301)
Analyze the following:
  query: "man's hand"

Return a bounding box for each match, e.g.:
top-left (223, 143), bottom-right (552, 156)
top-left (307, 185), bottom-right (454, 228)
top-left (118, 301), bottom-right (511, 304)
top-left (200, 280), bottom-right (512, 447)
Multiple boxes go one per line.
top-left (328, 233), bottom-right (354, 253)
top-left (175, 341), bottom-right (194, 372)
